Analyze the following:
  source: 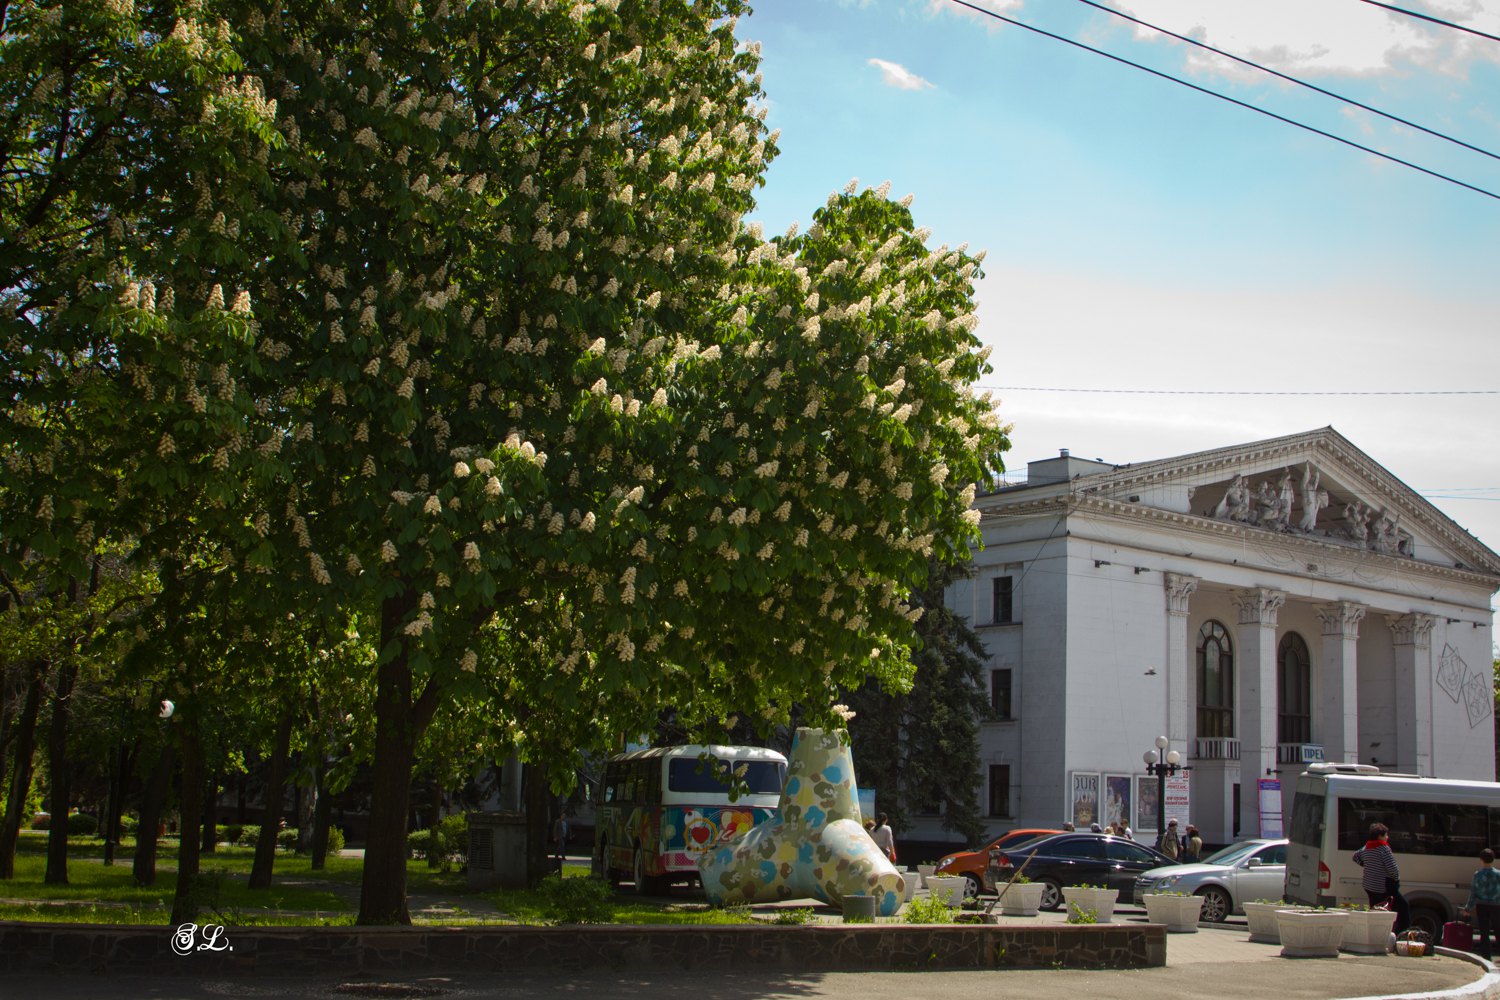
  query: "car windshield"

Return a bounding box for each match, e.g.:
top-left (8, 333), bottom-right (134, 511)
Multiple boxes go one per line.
top-left (1200, 841), bottom-right (1267, 866)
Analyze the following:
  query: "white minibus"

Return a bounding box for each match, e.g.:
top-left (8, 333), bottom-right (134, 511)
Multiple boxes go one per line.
top-left (1286, 763), bottom-right (1500, 939)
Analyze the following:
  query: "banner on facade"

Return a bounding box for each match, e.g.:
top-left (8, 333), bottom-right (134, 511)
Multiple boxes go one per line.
top-left (1069, 771), bottom-right (1100, 828)
top-left (1163, 774), bottom-right (1191, 827)
top-left (1258, 778), bottom-right (1283, 837)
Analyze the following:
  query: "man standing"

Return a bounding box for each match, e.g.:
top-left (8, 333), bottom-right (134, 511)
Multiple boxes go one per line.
top-left (1463, 848), bottom-right (1500, 959)
top-left (1160, 818), bottom-right (1182, 860)
top-left (871, 813), bottom-right (897, 864)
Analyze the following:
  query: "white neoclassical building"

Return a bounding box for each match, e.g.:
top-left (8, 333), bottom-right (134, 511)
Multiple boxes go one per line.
top-left (941, 427), bottom-right (1500, 847)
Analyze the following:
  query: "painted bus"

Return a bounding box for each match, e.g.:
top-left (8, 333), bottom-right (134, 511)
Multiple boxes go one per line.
top-left (592, 744), bottom-right (787, 894)
top-left (1286, 763), bottom-right (1500, 939)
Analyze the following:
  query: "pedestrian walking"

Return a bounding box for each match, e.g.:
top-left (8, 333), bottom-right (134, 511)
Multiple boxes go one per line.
top-left (1160, 818), bottom-right (1181, 860)
top-left (871, 812), bottom-right (897, 864)
top-left (1462, 847), bottom-right (1500, 959)
top-left (1354, 822), bottom-right (1410, 932)
top-left (1184, 824), bottom-right (1203, 862)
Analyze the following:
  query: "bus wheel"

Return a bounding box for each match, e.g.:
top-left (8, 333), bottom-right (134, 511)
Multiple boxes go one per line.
top-left (1409, 905), bottom-right (1444, 942)
top-left (601, 841), bottom-right (622, 887)
top-left (633, 848), bottom-right (655, 895)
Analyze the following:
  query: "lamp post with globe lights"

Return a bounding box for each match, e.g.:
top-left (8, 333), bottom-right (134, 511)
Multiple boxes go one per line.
top-left (1143, 735), bottom-right (1189, 851)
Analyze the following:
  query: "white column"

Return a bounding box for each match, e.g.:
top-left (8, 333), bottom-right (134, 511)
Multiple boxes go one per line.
top-left (1233, 587), bottom-right (1285, 838)
top-left (1387, 613), bottom-right (1436, 776)
top-left (1315, 602), bottom-right (1366, 764)
top-left (1164, 574), bottom-right (1199, 755)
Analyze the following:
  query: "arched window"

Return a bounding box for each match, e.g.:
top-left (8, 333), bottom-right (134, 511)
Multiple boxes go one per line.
top-left (1197, 621), bottom-right (1234, 739)
top-left (1278, 632), bottom-right (1312, 744)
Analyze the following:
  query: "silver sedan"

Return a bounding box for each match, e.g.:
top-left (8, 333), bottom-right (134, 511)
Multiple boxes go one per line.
top-left (1133, 838), bottom-right (1288, 923)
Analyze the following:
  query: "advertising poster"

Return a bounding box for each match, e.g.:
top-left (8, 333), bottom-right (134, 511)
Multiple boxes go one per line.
top-left (1258, 778), bottom-right (1284, 837)
top-left (1104, 775), bottom-right (1132, 831)
top-left (1135, 775), bottom-right (1160, 832)
top-left (1164, 773), bottom-right (1191, 827)
top-left (1069, 771), bottom-right (1101, 828)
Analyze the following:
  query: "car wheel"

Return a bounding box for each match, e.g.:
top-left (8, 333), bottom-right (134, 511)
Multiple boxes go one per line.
top-left (963, 874), bottom-right (982, 901)
top-left (1197, 886), bottom-right (1231, 923)
top-left (1040, 878), bottom-right (1063, 911)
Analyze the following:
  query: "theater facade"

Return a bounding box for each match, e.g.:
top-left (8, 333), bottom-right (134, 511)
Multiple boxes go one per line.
top-left (941, 427), bottom-right (1500, 846)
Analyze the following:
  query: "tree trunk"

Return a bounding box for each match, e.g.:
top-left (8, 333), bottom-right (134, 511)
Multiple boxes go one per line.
top-left (524, 763), bottom-right (550, 887)
top-left (43, 660), bottom-right (79, 884)
top-left (133, 741), bottom-right (175, 886)
top-left (0, 659), bottom-right (47, 879)
top-left (103, 740), bottom-right (134, 866)
top-left (170, 720), bottom-right (204, 924)
top-left (357, 593), bottom-right (426, 925)
top-left (310, 753), bottom-right (332, 870)
top-left (201, 770), bottom-right (218, 854)
top-left (248, 710), bottom-right (294, 889)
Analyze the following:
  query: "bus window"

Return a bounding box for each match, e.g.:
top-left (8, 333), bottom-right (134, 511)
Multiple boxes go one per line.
top-left (1337, 798), bottom-right (1491, 857)
top-left (1288, 787), bottom-right (1324, 846)
top-left (668, 757), bottom-right (786, 796)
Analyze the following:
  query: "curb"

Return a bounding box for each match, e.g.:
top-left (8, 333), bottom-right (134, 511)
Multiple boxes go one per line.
top-left (1341, 948), bottom-right (1500, 1000)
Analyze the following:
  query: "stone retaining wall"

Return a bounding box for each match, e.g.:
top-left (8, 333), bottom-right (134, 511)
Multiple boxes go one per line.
top-left (0, 921), bottom-right (1165, 976)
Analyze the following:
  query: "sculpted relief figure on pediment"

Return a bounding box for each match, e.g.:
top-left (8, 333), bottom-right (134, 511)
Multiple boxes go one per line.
top-left (1205, 462), bottom-right (1413, 558)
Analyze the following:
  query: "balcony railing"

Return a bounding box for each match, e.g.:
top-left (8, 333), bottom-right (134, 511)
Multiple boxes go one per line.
top-left (1193, 737), bottom-right (1240, 760)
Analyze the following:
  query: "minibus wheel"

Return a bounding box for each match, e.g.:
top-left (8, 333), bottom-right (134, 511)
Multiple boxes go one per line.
top-left (1409, 904), bottom-right (1443, 942)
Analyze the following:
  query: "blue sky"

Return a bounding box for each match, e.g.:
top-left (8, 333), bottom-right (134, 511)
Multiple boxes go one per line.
top-left (742, 0), bottom-right (1500, 617)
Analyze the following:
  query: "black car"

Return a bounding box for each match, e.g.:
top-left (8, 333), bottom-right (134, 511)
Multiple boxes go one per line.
top-left (989, 833), bottom-right (1179, 910)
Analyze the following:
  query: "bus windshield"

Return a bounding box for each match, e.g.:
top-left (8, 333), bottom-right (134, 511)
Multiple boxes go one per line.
top-left (667, 757), bottom-right (786, 796)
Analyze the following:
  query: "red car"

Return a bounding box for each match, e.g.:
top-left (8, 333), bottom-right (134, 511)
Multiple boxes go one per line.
top-left (933, 828), bottom-right (1060, 899)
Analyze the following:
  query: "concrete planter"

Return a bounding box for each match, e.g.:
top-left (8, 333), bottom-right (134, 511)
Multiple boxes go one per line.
top-left (917, 864), bottom-right (937, 888)
top-left (1063, 886), bottom-right (1119, 923)
top-left (1276, 909), bottom-right (1350, 958)
top-left (902, 872), bottom-right (917, 902)
top-left (925, 875), bottom-right (965, 908)
top-left (1142, 893), bottom-right (1204, 933)
top-left (998, 881), bottom-right (1046, 916)
top-left (1340, 908), bottom-right (1397, 954)
top-left (842, 894), bottom-right (878, 923)
top-left (1242, 902), bottom-right (1285, 944)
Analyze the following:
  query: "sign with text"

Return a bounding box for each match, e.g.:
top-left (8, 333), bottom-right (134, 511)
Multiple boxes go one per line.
top-left (1258, 778), bottom-right (1284, 837)
top-left (1163, 774), bottom-right (1191, 827)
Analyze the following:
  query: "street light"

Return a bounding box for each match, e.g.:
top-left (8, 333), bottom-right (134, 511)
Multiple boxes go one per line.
top-left (1143, 735), bottom-right (1189, 851)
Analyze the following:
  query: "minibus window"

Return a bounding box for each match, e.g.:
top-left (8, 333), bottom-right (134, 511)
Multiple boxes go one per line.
top-left (1289, 787), bottom-right (1325, 846)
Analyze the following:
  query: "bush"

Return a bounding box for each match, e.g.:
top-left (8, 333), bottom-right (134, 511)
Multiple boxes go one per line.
top-left (277, 827), bottom-right (299, 853)
top-left (67, 813), bottom-right (98, 836)
top-left (407, 828), bottom-right (433, 860)
top-left (903, 894), bottom-right (957, 924)
top-left (29, 813), bottom-right (50, 831)
top-left (410, 814), bottom-right (469, 871)
top-left (241, 826), bottom-right (260, 848)
top-left (535, 874), bottom-right (615, 925)
top-left (221, 824), bottom-right (244, 846)
top-left (326, 825), bottom-right (346, 856)
top-left (118, 815), bottom-right (138, 836)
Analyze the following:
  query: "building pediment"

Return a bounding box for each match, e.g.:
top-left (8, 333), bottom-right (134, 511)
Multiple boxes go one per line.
top-left (1065, 427), bottom-right (1500, 580)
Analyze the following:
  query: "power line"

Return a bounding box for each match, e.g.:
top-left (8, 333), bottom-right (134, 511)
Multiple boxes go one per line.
top-left (1076, 0), bottom-right (1500, 163)
top-left (1356, 0), bottom-right (1500, 44)
top-left (980, 386), bottom-right (1500, 396)
top-left (944, 0), bottom-right (1500, 203)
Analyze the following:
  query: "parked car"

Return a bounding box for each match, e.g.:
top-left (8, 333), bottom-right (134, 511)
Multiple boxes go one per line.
top-left (1133, 838), bottom-right (1288, 922)
top-left (934, 828), bottom-right (1060, 899)
top-left (989, 833), bottom-right (1178, 910)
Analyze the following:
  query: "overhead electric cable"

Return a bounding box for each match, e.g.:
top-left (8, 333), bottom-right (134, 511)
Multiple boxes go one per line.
top-left (980, 386), bottom-right (1500, 396)
top-left (1076, 0), bottom-right (1500, 163)
top-left (945, 0), bottom-right (1500, 203)
top-left (1356, 0), bottom-right (1500, 44)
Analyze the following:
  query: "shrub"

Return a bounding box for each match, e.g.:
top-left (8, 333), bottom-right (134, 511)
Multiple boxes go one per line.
top-left (1067, 902), bottom-right (1098, 924)
top-left (326, 825), bottom-right (346, 856)
top-left (241, 827), bottom-right (260, 848)
top-left (221, 824), bottom-right (244, 845)
top-left (277, 827), bottom-right (299, 853)
top-left (411, 815), bottom-right (469, 871)
top-left (118, 815), bottom-right (138, 836)
top-left (407, 828), bottom-right (433, 861)
top-left (536, 874), bottom-right (615, 925)
top-left (773, 907), bottom-right (816, 925)
top-left (29, 813), bottom-right (50, 831)
top-left (903, 894), bottom-right (956, 924)
top-left (67, 813), bottom-right (99, 836)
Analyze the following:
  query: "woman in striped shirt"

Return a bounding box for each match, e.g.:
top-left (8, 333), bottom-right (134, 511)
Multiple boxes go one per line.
top-left (1354, 822), bottom-right (1410, 933)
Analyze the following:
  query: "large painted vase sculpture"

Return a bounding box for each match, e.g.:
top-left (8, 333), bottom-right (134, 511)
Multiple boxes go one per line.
top-left (698, 727), bottom-right (905, 916)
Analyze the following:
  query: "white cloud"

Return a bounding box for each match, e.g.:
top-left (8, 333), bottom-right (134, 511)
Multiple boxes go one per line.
top-left (928, 0), bottom-right (1026, 33)
top-left (1112, 0), bottom-right (1500, 78)
top-left (868, 57), bottom-right (935, 90)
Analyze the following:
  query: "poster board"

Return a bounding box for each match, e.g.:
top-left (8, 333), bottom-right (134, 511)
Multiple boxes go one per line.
top-left (1164, 773), bottom-right (1191, 828)
top-left (1257, 778), bottom-right (1284, 837)
top-left (1135, 775), bottom-right (1160, 833)
top-left (1069, 771), bottom-right (1101, 828)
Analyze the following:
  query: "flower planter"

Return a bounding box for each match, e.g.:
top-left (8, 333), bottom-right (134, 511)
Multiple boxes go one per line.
top-left (902, 872), bottom-right (917, 902)
top-left (1143, 893), bottom-right (1204, 933)
top-left (1242, 902), bottom-right (1285, 944)
top-left (1276, 909), bottom-right (1350, 958)
top-left (916, 864), bottom-right (937, 888)
top-left (997, 881), bottom-right (1046, 917)
top-left (841, 893), bottom-right (878, 923)
top-left (1340, 908), bottom-right (1397, 954)
top-left (925, 875), bottom-right (965, 908)
top-left (1062, 886), bottom-right (1119, 923)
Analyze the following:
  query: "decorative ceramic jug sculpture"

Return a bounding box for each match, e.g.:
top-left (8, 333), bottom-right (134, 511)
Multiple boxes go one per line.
top-left (698, 727), bottom-right (905, 916)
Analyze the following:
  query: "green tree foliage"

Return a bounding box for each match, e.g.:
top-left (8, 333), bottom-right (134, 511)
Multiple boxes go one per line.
top-left (842, 560), bottom-right (991, 844)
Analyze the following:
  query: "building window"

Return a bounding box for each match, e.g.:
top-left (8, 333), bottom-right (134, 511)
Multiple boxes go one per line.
top-left (1196, 620), bottom-right (1234, 739)
top-left (991, 576), bottom-right (1014, 624)
top-left (1278, 632), bottom-right (1312, 744)
top-left (987, 765), bottom-right (1011, 818)
top-left (991, 669), bottom-right (1013, 719)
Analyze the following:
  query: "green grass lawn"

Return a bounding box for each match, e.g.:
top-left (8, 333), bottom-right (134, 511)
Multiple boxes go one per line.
top-left (0, 834), bottom-right (752, 927)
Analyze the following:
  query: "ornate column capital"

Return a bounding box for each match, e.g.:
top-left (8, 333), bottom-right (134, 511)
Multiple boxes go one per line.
top-left (1231, 587), bottom-right (1286, 627)
top-left (1386, 612), bottom-right (1436, 649)
top-left (1164, 573), bottom-right (1200, 616)
top-left (1316, 601), bottom-right (1367, 639)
